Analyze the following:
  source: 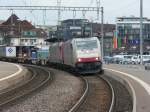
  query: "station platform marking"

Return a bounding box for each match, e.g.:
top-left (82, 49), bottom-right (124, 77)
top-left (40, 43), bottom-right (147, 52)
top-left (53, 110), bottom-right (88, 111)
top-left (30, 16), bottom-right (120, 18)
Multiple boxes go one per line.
top-left (0, 63), bottom-right (23, 82)
top-left (104, 67), bottom-right (150, 96)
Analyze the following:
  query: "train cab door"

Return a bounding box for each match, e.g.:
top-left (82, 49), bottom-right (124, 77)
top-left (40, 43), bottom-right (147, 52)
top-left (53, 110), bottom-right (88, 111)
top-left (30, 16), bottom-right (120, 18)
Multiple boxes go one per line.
top-left (59, 42), bottom-right (64, 64)
top-left (70, 43), bottom-right (74, 66)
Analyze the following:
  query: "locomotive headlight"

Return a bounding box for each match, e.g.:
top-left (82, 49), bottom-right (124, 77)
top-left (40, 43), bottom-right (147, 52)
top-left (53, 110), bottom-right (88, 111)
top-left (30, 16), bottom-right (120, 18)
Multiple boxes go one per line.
top-left (95, 57), bottom-right (99, 60)
top-left (78, 58), bottom-right (82, 62)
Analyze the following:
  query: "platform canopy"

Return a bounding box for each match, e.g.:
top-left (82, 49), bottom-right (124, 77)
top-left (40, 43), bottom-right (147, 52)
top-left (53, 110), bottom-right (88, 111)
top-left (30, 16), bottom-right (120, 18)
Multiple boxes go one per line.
top-left (45, 38), bottom-right (64, 43)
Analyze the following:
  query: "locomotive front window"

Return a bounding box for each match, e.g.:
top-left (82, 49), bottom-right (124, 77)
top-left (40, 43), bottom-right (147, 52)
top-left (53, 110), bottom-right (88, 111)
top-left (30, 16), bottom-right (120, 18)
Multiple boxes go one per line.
top-left (76, 40), bottom-right (98, 50)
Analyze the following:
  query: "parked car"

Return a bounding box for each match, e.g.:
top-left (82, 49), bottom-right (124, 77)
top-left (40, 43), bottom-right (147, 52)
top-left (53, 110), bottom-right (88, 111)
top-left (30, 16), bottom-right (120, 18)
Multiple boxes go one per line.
top-left (145, 60), bottom-right (150, 70)
top-left (131, 55), bottom-right (150, 64)
top-left (113, 55), bottom-right (133, 64)
top-left (120, 55), bottom-right (133, 64)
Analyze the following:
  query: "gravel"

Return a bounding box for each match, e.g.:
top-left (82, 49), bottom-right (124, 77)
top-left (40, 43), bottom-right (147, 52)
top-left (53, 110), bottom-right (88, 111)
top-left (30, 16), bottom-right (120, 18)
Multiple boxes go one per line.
top-left (0, 68), bottom-right (84, 112)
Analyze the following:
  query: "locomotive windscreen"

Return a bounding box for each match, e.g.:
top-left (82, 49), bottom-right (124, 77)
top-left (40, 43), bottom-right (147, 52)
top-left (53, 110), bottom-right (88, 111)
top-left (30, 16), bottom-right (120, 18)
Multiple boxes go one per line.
top-left (76, 40), bottom-right (98, 50)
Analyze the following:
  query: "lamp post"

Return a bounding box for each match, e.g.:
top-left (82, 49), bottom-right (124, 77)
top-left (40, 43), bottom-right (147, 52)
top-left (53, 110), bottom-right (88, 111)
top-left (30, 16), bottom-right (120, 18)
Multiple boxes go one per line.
top-left (101, 6), bottom-right (104, 61)
top-left (140, 0), bottom-right (143, 65)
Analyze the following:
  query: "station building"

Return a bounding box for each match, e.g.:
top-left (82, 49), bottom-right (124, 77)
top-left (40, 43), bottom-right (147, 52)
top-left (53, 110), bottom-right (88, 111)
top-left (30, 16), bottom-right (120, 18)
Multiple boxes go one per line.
top-left (0, 14), bottom-right (48, 47)
top-left (114, 17), bottom-right (150, 54)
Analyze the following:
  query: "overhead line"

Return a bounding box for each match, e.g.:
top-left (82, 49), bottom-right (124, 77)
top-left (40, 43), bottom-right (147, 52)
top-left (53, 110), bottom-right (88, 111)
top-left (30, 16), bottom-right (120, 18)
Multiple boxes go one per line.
top-left (0, 6), bottom-right (98, 11)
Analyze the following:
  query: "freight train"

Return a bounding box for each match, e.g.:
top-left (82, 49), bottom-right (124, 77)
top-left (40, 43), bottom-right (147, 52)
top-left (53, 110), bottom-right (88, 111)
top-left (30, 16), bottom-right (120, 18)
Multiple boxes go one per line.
top-left (0, 46), bottom-right (49, 64)
top-left (0, 37), bottom-right (103, 74)
top-left (48, 37), bottom-right (102, 74)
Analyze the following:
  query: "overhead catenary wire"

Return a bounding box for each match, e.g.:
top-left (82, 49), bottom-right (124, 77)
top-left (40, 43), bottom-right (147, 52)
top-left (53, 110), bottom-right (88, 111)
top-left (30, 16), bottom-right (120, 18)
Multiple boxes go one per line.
top-left (22, 0), bottom-right (34, 25)
top-left (0, 0), bottom-right (100, 25)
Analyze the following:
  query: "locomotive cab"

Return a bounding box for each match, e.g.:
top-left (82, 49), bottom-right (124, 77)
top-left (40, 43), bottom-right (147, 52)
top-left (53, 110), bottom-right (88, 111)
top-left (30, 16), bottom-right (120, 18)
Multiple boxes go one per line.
top-left (74, 37), bottom-right (102, 74)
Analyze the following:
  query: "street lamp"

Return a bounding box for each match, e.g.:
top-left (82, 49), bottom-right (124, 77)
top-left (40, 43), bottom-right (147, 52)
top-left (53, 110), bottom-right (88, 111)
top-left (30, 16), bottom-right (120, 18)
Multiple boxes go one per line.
top-left (101, 7), bottom-right (104, 61)
top-left (140, 0), bottom-right (143, 65)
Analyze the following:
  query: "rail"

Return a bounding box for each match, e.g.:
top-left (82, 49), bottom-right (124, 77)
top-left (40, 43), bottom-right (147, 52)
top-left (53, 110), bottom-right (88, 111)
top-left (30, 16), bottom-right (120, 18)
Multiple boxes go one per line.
top-left (69, 76), bottom-right (89, 112)
top-left (0, 65), bottom-right (52, 106)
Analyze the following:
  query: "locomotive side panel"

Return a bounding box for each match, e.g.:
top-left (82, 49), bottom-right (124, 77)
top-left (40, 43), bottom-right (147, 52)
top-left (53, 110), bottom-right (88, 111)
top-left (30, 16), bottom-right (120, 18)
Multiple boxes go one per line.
top-left (63, 40), bottom-right (75, 67)
top-left (49, 43), bottom-right (61, 63)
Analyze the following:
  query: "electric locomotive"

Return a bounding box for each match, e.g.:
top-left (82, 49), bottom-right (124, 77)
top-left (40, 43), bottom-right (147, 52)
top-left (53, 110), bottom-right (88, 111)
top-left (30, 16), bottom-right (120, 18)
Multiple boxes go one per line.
top-left (49, 37), bottom-right (102, 74)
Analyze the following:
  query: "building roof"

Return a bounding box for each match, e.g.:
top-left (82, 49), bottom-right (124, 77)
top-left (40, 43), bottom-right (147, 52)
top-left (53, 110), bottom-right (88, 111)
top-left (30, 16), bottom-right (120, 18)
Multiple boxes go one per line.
top-left (2, 14), bottom-right (19, 25)
top-left (92, 23), bottom-right (115, 33)
top-left (1, 14), bottom-right (34, 30)
top-left (0, 14), bottom-right (46, 38)
top-left (0, 20), bottom-right (5, 24)
top-left (62, 19), bottom-right (89, 23)
top-left (117, 16), bottom-right (148, 19)
top-left (117, 16), bottom-right (150, 22)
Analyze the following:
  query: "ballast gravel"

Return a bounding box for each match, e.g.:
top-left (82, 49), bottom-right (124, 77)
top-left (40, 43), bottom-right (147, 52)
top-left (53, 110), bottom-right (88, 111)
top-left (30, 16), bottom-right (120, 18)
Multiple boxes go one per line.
top-left (0, 68), bottom-right (84, 112)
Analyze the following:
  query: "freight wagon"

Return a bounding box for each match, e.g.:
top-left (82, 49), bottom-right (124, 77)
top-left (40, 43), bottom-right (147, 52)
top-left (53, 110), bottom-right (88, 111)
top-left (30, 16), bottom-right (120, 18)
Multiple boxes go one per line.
top-left (0, 46), bottom-right (17, 62)
top-left (0, 46), bottom-right (37, 63)
top-left (32, 47), bottom-right (49, 65)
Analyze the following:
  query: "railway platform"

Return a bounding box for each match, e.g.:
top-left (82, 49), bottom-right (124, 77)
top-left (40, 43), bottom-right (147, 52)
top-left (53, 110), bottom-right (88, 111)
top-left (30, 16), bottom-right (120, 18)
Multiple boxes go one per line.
top-left (0, 61), bottom-right (22, 78)
top-left (0, 61), bottom-right (28, 91)
top-left (104, 64), bottom-right (150, 112)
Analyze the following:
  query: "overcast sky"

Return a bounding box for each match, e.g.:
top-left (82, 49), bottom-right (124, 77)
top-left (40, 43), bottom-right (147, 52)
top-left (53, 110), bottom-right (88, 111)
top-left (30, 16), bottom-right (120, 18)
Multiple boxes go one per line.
top-left (0, 0), bottom-right (149, 25)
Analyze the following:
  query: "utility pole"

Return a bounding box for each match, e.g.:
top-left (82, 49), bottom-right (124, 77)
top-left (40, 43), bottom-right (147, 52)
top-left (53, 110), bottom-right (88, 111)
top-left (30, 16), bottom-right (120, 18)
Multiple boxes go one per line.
top-left (43, 9), bottom-right (46, 25)
top-left (101, 6), bottom-right (104, 61)
top-left (91, 20), bottom-right (93, 37)
top-left (73, 10), bottom-right (76, 26)
top-left (96, 0), bottom-right (104, 61)
top-left (140, 0), bottom-right (143, 65)
top-left (96, 0), bottom-right (100, 20)
top-left (57, 0), bottom-right (61, 25)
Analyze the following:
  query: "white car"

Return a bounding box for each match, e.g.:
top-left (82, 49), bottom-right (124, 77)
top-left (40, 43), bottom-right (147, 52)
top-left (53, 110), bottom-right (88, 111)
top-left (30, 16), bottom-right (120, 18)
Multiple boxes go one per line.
top-left (131, 55), bottom-right (150, 64)
top-left (120, 55), bottom-right (133, 64)
top-left (131, 56), bottom-right (139, 64)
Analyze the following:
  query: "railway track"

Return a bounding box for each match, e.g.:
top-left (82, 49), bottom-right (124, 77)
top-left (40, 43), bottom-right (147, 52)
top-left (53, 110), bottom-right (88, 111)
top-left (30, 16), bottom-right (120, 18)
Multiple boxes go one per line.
top-left (69, 74), bottom-right (133, 112)
top-left (102, 75), bottom-right (133, 112)
top-left (0, 64), bottom-right (52, 107)
top-left (69, 75), bottom-right (113, 112)
top-left (0, 63), bottom-right (133, 111)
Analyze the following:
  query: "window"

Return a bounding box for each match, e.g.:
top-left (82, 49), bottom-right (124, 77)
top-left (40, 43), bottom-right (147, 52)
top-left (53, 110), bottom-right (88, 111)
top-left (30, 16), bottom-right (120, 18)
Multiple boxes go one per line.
top-left (24, 31), bottom-right (28, 36)
top-left (34, 39), bottom-right (36, 42)
top-left (76, 40), bottom-right (98, 50)
top-left (23, 31), bottom-right (36, 37)
top-left (21, 39), bottom-right (24, 42)
top-left (27, 31), bottom-right (30, 36)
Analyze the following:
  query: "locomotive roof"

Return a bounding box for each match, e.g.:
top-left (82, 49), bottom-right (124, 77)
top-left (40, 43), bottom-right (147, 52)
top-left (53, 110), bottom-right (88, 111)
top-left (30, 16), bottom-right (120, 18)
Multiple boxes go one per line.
top-left (72, 37), bottom-right (98, 41)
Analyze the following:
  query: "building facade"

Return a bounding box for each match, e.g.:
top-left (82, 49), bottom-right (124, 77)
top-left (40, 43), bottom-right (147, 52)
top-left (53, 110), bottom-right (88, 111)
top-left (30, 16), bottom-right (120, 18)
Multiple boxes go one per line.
top-left (115, 17), bottom-right (150, 54)
top-left (92, 23), bottom-right (115, 56)
top-left (57, 19), bottom-right (92, 40)
top-left (0, 14), bottom-right (47, 47)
